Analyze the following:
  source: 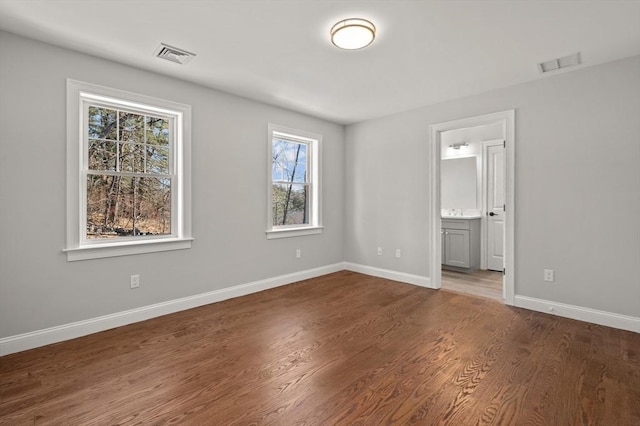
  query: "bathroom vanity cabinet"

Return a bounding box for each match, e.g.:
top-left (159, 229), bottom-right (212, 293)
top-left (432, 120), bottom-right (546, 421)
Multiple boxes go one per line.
top-left (442, 217), bottom-right (481, 272)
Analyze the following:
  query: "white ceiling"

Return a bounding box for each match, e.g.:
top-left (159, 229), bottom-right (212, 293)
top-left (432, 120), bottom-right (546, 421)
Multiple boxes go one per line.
top-left (1, 0), bottom-right (639, 124)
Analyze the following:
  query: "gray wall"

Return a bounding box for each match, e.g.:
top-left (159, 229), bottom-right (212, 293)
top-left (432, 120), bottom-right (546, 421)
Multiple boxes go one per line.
top-left (0, 32), bottom-right (345, 337)
top-left (345, 55), bottom-right (640, 318)
top-left (1, 30), bottom-right (639, 340)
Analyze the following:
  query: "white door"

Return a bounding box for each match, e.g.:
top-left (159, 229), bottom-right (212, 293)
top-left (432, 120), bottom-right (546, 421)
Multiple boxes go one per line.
top-left (486, 142), bottom-right (505, 271)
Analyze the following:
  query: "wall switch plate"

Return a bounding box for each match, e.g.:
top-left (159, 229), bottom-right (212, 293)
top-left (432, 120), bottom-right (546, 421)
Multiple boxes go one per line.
top-left (377, 247), bottom-right (383, 256)
top-left (296, 249), bottom-right (301, 259)
top-left (395, 249), bottom-right (401, 258)
top-left (130, 274), bottom-right (140, 289)
top-left (544, 269), bottom-right (554, 282)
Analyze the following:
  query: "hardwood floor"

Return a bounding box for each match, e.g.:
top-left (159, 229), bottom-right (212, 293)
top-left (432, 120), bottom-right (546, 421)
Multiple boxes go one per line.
top-left (1, 271), bottom-right (639, 425)
top-left (441, 269), bottom-right (503, 301)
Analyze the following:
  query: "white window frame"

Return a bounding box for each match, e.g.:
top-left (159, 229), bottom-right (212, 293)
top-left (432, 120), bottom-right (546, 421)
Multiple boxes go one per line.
top-left (64, 79), bottom-right (192, 261)
top-left (267, 124), bottom-right (323, 239)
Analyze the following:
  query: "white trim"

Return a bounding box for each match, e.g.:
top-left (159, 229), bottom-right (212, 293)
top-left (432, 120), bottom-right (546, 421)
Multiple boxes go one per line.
top-left (514, 296), bottom-right (640, 333)
top-left (344, 262), bottom-right (433, 288)
top-left (0, 263), bottom-right (345, 356)
top-left (64, 238), bottom-right (193, 261)
top-left (429, 110), bottom-right (515, 305)
top-left (65, 79), bottom-right (192, 261)
top-left (5, 265), bottom-right (635, 356)
top-left (266, 226), bottom-right (324, 239)
top-left (267, 123), bottom-right (323, 237)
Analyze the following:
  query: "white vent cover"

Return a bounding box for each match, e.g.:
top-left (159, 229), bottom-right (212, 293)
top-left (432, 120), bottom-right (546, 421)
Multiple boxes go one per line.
top-left (538, 52), bottom-right (581, 73)
top-left (154, 43), bottom-right (196, 65)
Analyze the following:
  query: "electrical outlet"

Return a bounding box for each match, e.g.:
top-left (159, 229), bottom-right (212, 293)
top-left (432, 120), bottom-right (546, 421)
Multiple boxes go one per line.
top-left (395, 249), bottom-right (401, 258)
top-left (130, 274), bottom-right (140, 289)
top-left (544, 269), bottom-right (554, 282)
top-left (296, 249), bottom-right (301, 259)
top-left (377, 247), bottom-right (383, 256)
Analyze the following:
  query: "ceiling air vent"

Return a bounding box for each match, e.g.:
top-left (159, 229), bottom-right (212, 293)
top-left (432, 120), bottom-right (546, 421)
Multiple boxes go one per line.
top-left (538, 52), bottom-right (581, 73)
top-left (154, 43), bottom-right (196, 65)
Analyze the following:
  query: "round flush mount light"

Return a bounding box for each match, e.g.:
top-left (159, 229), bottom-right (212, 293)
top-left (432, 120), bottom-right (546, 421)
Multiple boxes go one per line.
top-left (330, 18), bottom-right (376, 50)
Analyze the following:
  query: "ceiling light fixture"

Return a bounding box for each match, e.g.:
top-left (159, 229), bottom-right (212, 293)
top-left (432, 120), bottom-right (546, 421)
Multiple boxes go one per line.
top-left (330, 18), bottom-right (376, 50)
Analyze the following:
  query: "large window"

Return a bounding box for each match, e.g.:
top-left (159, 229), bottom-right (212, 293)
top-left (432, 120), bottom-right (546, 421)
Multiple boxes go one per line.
top-left (65, 80), bottom-right (192, 260)
top-left (267, 124), bottom-right (322, 239)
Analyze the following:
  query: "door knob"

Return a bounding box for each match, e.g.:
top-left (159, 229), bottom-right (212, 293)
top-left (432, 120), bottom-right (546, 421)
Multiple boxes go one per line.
top-left (489, 212), bottom-right (498, 216)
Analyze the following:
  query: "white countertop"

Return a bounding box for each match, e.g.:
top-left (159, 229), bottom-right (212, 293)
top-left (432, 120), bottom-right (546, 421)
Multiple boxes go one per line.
top-left (441, 215), bottom-right (482, 219)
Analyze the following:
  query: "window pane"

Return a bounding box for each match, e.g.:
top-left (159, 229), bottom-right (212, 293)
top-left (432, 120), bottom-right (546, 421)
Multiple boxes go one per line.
top-left (119, 112), bottom-right (144, 143)
top-left (135, 177), bottom-right (172, 236)
top-left (272, 162), bottom-right (283, 181)
top-left (146, 146), bottom-right (169, 174)
top-left (87, 175), bottom-right (171, 238)
top-left (272, 183), bottom-right (309, 226)
top-left (86, 174), bottom-right (108, 236)
top-left (88, 140), bottom-right (116, 171)
top-left (86, 175), bottom-right (133, 238)
top-left (272, 139), bottom-right (307, 183)
top-left (120, 143), bottom-right (145, 172)
top-left (88, 106), bottom-right (117, 140)
top-left (146, 116), bottom-right (169, 145)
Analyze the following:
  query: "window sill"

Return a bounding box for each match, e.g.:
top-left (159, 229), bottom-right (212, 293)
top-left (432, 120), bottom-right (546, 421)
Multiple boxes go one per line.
top-left (64, 237), bottom-right (194, 261)
top-left (266, 226), bottom-right (323, 240)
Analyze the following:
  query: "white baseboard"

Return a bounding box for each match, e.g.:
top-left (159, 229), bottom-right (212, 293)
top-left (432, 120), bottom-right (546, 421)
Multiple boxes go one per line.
top-left (514, 295), bottom-right (640, 333)
top-left (5, 266), bottom-right (634, 356)
top-left (344, 264), bottom-right (638, 333)
top-left (344, 262), bottom-right (433, 288)
top-left (0, 263), bottom-right (345, 356)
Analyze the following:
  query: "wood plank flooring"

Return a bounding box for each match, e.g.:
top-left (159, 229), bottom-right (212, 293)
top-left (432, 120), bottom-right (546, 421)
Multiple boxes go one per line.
top-left (441, 269), bottom-right (503, 301)
top-left (1, 271), bottom-right (639, 425)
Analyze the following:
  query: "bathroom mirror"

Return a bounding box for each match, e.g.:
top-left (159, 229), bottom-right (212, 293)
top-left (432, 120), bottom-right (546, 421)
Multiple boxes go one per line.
top-left (441, 157), bottom-right (477, 209)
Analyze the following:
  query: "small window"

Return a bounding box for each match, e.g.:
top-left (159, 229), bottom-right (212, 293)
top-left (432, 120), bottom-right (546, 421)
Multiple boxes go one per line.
top-left (65, 80), bottom-right (192, 260)
top-left (267, 124), bottom-right (322, 239)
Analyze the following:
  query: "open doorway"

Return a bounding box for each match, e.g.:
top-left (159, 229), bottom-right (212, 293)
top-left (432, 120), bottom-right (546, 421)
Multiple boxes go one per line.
top-left (429, 110), bottom-right (515, 305)
top-left (440, 132), bottom-right (503, 300)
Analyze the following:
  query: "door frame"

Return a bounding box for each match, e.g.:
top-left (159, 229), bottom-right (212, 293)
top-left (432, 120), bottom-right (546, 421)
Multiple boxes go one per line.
top-left (428, 110), bottom-right (515, 305)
